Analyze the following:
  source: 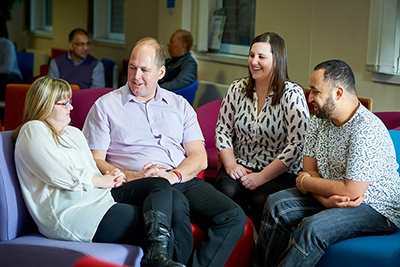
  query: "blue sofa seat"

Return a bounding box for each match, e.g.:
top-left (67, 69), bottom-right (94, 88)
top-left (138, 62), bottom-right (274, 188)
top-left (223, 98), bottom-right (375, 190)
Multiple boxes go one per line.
top-left (316, 229), bottom-right (400, 266)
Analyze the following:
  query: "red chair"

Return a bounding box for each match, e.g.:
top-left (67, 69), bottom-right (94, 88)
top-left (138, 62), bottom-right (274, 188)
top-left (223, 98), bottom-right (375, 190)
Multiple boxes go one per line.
top-left (4, 84), bottom-right (80, 131)
top-left (74, 217), bottom-right (254, 267)
top-left (51, 47), bottom-right (68, 59)
top-left (192, 216), bottom-right (254, 267)
top-left (74, 256), bottom-right (129, 267)
top-left (40, 64), bottom-right (50, 76)
top-left (195, 99), bottom-right (223, 180)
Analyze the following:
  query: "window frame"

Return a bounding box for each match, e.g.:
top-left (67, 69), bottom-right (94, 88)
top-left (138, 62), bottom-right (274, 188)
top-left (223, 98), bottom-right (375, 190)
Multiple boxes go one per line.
top-left (366, 0), bottom-right (400, 85)
top-left (197, 0), bottom-right (255, 57)
top-left (107, 0), bottom-right (125, 41)
top-left (93, 0), bottom-right (125, 44)
top-left (30, 0), bottom-right (53, 35)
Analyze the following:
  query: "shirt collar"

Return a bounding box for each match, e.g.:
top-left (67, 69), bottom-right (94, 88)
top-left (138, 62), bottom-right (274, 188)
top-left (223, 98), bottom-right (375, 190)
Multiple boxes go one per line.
top-left (121, 83), bottom-right (169, 105)
top-left (67, 51), bottom-right (87, 66)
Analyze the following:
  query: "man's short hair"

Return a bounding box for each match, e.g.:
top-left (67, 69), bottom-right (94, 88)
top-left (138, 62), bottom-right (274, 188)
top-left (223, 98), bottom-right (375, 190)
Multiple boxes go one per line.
top-left (134, 37), bottom-right (166, 69)
top-left (69, 28), bottom-right (89, 42)
top-left (314, 60), bottom-right (357, 95)
top-left (174, 29), bottom-right (193, 51)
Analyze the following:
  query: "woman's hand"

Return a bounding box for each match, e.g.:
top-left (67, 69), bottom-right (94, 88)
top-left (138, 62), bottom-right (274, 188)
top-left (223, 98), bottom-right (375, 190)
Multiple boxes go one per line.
top-left (93, 168), bottom-right (126, 189)
top-left (240, 172), bottom-right (265, 190)
top-left (140, 162), bottom-right (179, 184)
top-left (226, 163), bottom-right (252, 180)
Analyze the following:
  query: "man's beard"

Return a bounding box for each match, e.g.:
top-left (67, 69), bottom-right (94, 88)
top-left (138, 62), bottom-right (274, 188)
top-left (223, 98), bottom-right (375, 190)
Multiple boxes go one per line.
top-left (315, 95), bottom-right (335, 119)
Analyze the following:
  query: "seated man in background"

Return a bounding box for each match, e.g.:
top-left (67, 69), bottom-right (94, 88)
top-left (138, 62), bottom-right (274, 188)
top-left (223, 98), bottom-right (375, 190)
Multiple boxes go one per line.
top-left (83, 37), bottom-right (247, 267)
top-left (253, 60), bottom-right (400, 267)
top-left (158, 29), bottom-right (197, 90)
top-left (0, 26), bottom-right (23, 101)
top-left (47, 28), bottom-right (105, 89)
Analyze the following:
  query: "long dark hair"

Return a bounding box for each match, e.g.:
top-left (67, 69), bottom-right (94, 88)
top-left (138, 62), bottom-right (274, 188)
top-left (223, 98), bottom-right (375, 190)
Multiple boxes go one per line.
top-left (245, 32), bottom-right (289, 106)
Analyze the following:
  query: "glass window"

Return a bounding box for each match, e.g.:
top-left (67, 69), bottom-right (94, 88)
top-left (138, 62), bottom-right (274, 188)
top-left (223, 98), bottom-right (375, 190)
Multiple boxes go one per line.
top-left (198, 0), bottom-right (256, 56)
top-left (110, 0), bottom-right (124, 34)
top-left (93, 0), bottom-right (125, 43)
top-left (220, 0), bottom-right (255, 51)
top-left (44, 0), bottom-right (52, 30)
top-left (30, 0), bottom-right (53, 34)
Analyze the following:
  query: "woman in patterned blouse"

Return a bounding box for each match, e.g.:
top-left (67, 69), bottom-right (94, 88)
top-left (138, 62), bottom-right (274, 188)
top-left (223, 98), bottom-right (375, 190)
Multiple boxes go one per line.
top-left (215, 32), bottom-right (310, 232)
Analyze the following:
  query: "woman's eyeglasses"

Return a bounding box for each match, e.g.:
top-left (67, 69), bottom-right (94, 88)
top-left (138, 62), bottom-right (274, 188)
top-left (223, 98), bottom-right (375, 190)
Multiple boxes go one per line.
top-left (54, 99), bottom-right (72, 109)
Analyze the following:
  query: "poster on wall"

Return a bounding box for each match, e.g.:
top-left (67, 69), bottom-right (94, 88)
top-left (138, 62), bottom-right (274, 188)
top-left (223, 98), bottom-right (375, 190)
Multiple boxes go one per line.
top-left (208, 15), bottom-right (226, 53)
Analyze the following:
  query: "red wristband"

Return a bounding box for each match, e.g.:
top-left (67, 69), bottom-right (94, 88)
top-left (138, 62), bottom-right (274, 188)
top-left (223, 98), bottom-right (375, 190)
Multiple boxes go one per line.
top-left (171, 170), bottom-right (182, 184)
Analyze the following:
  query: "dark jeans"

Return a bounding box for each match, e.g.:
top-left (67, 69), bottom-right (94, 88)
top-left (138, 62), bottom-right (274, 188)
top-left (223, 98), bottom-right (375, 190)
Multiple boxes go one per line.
top-left (252, 188), bottom-right (398, 267)
top-left (215, 165), bottom-right (297, 233)
top-left (93, 177), bottom-right (192, 265)
top-left (173, 178), bottom-right (247, 267)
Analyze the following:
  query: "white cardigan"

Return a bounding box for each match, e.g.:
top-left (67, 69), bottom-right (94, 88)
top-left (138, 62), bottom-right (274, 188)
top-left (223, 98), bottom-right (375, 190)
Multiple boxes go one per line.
top-left (15, 121), bottom-right (115, 242)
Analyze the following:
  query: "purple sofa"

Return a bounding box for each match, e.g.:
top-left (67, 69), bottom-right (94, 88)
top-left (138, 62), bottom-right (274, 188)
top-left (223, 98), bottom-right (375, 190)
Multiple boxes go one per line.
top-left (70, 87), bottom-right (115, 130)
top-left (0, 130), bottom-right (143, 267)
top-left (195, 98), bottom-right (222, 180)
top-left (374, 112), bottom-right (400, 130)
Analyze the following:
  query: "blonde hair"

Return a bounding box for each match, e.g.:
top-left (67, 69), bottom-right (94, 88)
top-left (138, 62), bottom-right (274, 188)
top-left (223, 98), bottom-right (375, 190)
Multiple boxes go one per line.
top-left (12, 77), bottom-right (72, 145)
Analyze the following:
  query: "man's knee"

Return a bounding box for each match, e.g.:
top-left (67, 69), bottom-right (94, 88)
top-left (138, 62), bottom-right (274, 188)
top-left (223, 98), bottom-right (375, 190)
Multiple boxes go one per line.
top-left (215, 176), bottom-right (242, 200)
top-left (172, 189), bottom-right (190, 214)
top-left (295, 215), bottom-right (328, 251)
top-left (215, 203), bottom-right (247, 233)
top-left (266, 188), bottom-right (300, 210)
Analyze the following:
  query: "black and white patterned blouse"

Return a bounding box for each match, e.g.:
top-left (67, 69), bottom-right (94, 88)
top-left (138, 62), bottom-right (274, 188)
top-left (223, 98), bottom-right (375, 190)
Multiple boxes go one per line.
top-left (304, 105), bottom-right (400, 227)
top-left (215, 77), bottom-right (310, 174)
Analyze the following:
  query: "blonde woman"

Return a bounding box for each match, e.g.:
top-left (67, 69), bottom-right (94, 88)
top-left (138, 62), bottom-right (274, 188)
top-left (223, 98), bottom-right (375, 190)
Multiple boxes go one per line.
top-left (13, 77), bottom-right (188, 267)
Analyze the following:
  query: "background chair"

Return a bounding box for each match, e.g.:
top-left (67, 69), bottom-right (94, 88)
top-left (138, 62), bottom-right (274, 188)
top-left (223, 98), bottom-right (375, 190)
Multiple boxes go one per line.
top-left (51, 47), bottom-right (68, 59)
top-left (4, 83), bottom-right (79, 131)
top-left (101, 58), bottom-right (119, 88)
top-left (39, 64), bottom-right (50, 77)
top-left (173, 80), bottom-right (198, 106)
top-left (70, 87), bottom-right (115, 130)
top-left (30, 48), bottom-right (68, 81)
top-left (16, 52), bottom-right (34, 83)
top-left (195, 99), bottom-right (222, 181)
